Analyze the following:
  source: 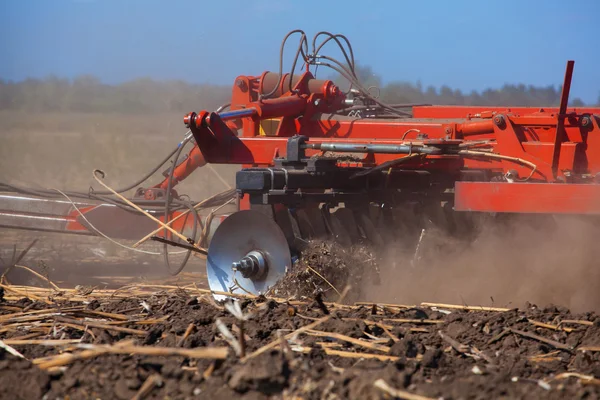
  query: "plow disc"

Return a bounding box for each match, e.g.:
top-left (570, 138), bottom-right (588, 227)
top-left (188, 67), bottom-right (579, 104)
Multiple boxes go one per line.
top-left (206, 210), bottom-right (291, 300)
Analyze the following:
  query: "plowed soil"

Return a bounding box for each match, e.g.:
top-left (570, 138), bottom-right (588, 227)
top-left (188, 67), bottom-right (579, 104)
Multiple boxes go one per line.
top-left (1, 284), bottom-right (600, 400)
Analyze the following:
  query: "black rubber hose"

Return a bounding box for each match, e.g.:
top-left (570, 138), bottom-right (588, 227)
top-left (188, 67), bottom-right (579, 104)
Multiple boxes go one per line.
top-left (92, 141), bottom-right (183, 195)
top-left (161, 136), bottom-right (199, 275)
top-left (287, 33), bottom-right (308, 93)
top-left (312, 32), bottom-right (356, 77)
top-left (313, 60), bottom-right (411, 117)
top-left (312, 32), bottom-right (357, 94)
top-left (261, 29), bottom-right (307, 99)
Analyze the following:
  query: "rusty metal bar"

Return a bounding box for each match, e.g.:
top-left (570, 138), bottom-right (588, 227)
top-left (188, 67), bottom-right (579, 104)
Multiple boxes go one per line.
top-left (551, 60), bottom-right (575, 179)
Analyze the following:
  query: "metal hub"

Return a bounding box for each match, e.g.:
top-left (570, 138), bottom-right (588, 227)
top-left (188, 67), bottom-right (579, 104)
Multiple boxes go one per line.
top-left (232, 250), bottom-right (268, 279)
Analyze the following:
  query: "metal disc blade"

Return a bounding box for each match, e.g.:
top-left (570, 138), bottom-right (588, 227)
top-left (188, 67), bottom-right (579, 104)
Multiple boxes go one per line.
top-left (207, 210), bottom-right (291, 300)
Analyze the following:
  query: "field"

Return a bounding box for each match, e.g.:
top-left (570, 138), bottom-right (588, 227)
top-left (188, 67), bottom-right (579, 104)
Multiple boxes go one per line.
top-left (0, 110), bottom-right (235, 284)
top-left (1, 112), bottom-right (599, 399)
top-left (1, 283), bottom-right (599, 399)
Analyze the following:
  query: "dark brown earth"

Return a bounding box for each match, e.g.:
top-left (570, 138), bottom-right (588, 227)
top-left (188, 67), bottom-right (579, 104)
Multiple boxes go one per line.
top-left (1, 286), bottom-right (600, 400)
top-left (269, 240), bottom-right (380, 303)
top-left (0, 239), bottom-right (599, 399)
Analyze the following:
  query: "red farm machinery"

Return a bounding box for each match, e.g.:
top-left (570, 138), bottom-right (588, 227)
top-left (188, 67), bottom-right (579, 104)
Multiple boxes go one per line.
top-left (2, 31), bottom-right (599, 297)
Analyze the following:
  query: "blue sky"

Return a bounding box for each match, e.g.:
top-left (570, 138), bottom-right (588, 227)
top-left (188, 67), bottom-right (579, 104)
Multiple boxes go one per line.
top-left (1, 0), bottom-right (599, 103)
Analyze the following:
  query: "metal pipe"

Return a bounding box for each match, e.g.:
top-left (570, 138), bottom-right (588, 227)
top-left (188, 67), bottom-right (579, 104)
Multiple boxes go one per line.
top-left (217, 108), bottom-right (258, 121)
top-left (456, 120), bottom-right (495, 135)
top-left (305, 142), bottom-right (441, 155)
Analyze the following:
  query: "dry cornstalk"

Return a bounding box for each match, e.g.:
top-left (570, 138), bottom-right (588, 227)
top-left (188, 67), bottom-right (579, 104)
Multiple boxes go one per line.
top-left (0, 306), bottom-right (84, 322)
top-left (528, 350), bottom-right (561, 360)
top-left (528, 319), bottom-right (574, 333)
top-left (35, 348), bottom-right (110, 369)
top-left (324, 348), bottom-right (400, 362)
top-left (305, 265), bottom-right (341, 297)
top-left (354, 302), bottom-right (414, 309)
top-left (421, 302), bottom-right (509, 312)
top-left (77, 309), bottom-right (130, 321)
top-left (1, 313), bottom-right (66, 324)
top-left (35, 344), bottom-right (228, 369)
top-left (438, 331), bottom-right (469, 353)
top-left (557, 319), bottom-right (594, 328)
top-left (2, 282), bottom-right (325, 308)
top-left (0, 239), bottom-right (38, 281)
top-left (132, 374), bottom-right (163, 400)
top-left (55, 316), bottom-right (147, 336)
top-left (215, 318), bottom-right (242, 356)
top-left (133, 190), bottom-right (234, 248)
top-left (438, 331), bottom-right (494, 363)
top-left (231, 324), bottom-right (252, 343)
top-left (223, 301), bottom-right (250, 358)
top-left (13, 264), bottom-right (61, 291)
top-left (278, 330), bottom-right (293, 361)
top-left (578, 346), bottom-right (600, 352)
top-left (2, 285), bottom-right (139, 301)
top-left (527, 351), bottom-right (562, 363)
top-left (487, 328), bottom-right (510, 345)
top-left (470, 346), bottom-right (495, 365)
top-left (1, 339), bottom-right (81, 346)
top-left (0, 322), bottom-right (58, 334)
top-left (177, 323), bottom-right (195, 347)
top-left (0, 283), bottom-right (51, 304)
top-left (202, 361), bottom-right (216, 380)
top-left (126, 283), bottom-right (261, 301)
top-left (509, 328), bottom-right (573, 351)
top-left (0, 305), bottom-right (23, 312)
top-left (336, 285), bottom-right (352, 304)
top-left (0, 340), bottom-right (26, 359)
top-left (6, 332), bottom-right (44, 341)
top-left (105, 316), bottom-right (170, 326)
top-left (316, 341), bottom-right (344, 349)
top-left (550, 372), bottom-right (600, 385)
top-left (290, 345), bottom-right (403, 362)
top-left (304, 329), bottom-right (391, 353)
top-left (342, 318), bottom-right (429, 333)
top-left (375, 322), bottom-right (400, 343)
top-left (241, 315), bottom-right (331, 363)
top-left (92, 169), bottom-right (206, 252)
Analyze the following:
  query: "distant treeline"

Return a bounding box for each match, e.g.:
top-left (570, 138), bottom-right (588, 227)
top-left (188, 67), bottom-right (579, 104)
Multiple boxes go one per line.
top-left (1, 70), bottom-right (598, 114)
top-left (0, 76), bottom-right (231, 114)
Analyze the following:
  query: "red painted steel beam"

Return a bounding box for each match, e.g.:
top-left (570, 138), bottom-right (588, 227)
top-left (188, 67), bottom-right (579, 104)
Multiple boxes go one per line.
top-left (454, 182), bottom-right (600, 214)
top-left (156, 144), bottom-right (207, 191)
top-left (551, 61), bottom-right (575, 177)
top-left (413, 105), bottom-right (600, 119)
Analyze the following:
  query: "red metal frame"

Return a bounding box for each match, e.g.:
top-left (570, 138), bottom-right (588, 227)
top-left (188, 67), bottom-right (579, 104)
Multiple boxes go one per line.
top-left (412, 106), bottom-right (600, 119)
top-left (455, 182), bottom-right (600, 214)
top-left (182, 62), bottom-right (600, 215)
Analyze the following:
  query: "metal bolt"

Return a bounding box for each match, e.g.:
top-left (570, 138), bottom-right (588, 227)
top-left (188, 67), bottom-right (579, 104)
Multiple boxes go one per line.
top-left (313, 99), bottom-right (321, 107)
top-left (493, 115), bottom-right (506, 127)
top-left (235, 79), bottom-right (247, 92)
top-left (581, 116), bottom-right (591, 127)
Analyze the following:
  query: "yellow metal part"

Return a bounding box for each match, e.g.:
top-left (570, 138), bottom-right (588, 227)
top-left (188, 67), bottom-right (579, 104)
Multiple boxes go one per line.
top-left (259, 118), bottom-right (281, 136)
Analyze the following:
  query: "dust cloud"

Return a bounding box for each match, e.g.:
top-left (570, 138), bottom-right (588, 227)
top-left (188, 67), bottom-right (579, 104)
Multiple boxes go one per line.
top-left (364, 214), bottom-right (600, 313)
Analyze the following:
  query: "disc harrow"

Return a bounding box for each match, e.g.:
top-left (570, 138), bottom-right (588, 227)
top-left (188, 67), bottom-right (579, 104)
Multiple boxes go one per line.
top-left (2, 30), bottom-right (600, 299)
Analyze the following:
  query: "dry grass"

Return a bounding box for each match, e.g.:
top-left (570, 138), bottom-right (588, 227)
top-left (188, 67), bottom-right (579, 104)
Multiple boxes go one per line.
top-left (0, 110), bottom-right (237, 199)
